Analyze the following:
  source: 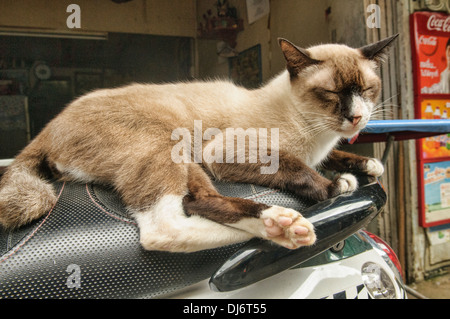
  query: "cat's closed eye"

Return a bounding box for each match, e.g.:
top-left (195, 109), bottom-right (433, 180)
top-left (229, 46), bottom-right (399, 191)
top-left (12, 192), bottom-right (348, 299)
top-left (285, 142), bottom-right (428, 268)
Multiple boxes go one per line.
top-left (312, 87), bottom-right (340, 102)
top-left (361, 85), bottom-right (380, 98)
top-left (314, 87), bottom-right (339, 94)
top-left (324, 89), bottom-right (343, 95)
top-left (324, 86), bottom-right (377, 97)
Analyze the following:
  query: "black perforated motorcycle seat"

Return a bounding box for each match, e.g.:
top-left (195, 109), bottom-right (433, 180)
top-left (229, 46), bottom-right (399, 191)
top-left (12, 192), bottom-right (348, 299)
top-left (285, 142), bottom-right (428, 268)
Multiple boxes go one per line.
top-left (0, 181), bottom-right (314, 299)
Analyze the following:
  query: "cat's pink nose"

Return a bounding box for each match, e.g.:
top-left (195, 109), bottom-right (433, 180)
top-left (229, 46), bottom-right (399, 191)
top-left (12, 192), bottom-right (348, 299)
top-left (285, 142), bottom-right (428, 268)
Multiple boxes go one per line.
top-left (351, 116), bottom-right (362, 125)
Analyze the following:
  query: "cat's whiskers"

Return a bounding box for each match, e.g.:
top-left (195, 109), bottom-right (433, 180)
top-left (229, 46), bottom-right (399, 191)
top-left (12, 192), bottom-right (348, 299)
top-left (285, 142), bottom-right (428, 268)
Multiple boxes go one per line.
top-left (370, 94), bottom-right (399, 120)
top-left (370, 105), bottom-right (397, 120)
top-left (300, 111), bottom-right (339, 125)
top-left (303, 119), bottom-right (336, 136)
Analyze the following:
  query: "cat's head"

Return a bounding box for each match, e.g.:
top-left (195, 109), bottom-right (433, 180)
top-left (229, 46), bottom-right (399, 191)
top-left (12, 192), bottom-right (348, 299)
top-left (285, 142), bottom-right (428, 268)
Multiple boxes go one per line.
top-left (279, 35), bottom-right (398, 138)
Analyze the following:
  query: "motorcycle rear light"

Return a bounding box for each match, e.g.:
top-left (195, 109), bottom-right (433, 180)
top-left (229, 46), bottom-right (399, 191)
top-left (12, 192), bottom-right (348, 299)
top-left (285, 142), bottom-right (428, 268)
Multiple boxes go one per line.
top-left (363, 231), bottom-right (404, 280)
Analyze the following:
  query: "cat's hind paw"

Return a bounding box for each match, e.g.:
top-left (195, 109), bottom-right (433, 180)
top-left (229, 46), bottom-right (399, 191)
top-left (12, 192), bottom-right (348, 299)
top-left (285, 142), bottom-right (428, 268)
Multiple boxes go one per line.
top-left (260, 206), bottom-right (316, 249)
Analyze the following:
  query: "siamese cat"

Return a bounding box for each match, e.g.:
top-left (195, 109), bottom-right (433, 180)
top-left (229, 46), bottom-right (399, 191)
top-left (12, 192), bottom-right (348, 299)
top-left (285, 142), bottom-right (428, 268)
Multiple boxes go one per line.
top-left (0, 35), bottom-right (397, 252)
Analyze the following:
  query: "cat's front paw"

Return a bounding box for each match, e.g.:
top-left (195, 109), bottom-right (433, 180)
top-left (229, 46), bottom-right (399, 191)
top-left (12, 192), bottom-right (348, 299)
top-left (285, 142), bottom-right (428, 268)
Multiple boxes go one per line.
top-left (365, 158), bottom-right (384, 177)
top-left (260, 206), bottom-right (316, 249)
top-left (327, 173), bottom-right (358, 198)
top-left (333, 173), bottom-right (358, 194)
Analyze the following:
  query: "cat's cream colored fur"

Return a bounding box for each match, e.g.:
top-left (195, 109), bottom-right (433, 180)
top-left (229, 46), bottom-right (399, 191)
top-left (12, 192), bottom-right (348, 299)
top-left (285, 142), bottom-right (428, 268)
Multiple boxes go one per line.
top-left (0, 36), bottom-right (396, 252)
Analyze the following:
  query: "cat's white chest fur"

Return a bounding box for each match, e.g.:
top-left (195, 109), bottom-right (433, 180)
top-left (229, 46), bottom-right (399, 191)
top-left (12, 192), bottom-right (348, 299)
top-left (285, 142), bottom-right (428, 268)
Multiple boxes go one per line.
top-left (307, 133), bottom-right (341, 168)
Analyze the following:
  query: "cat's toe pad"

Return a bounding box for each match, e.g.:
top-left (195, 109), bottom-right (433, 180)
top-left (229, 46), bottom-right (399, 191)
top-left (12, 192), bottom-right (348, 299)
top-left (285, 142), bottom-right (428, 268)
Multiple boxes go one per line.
top-left (366, 158), bottom-right (384, 177)
top-left (336, 173), bottom-right (358, 193)
top-left (261, 206), bottom-right (316, 249)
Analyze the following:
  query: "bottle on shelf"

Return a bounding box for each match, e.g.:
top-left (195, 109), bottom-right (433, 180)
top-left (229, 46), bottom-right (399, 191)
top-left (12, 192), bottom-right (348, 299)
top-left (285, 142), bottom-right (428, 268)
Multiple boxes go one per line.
top-left (424, 103), bottom-right (433, 119)
top-left (433, 106), bottom-right (441, 119)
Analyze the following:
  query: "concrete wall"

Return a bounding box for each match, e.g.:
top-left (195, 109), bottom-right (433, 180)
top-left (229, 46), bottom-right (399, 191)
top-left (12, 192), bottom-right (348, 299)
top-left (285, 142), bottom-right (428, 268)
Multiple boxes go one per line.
top-left (269, 0), bottom-right (330, 77)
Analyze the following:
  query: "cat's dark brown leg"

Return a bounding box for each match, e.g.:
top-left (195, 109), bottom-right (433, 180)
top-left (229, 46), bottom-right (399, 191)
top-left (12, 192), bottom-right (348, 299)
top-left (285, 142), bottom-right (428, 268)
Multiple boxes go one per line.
top-left (125, 158), bottom-right (314, 252)
top-left (321, 149), bottom-right (384, 176)
top-left (183, 164), bottom-right (316, 249)
top-left (206, 150), bottom-right (357, 202)
top-left (183, 164), bottom-right (270, 223)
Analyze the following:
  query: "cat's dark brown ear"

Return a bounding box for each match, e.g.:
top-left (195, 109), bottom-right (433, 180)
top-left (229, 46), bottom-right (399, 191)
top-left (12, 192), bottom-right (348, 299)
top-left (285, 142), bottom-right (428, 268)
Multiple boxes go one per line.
top-left (359, 34), bottom-right (398, 64)
top-left (278, 38), bottom-right (321, 77)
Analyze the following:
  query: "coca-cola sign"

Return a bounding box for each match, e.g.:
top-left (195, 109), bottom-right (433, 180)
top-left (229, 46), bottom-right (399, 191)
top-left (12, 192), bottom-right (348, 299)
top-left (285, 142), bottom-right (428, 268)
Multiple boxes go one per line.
top-left (410, 11), bottom-right (450, 94)
top-left (427, 14), bottom-right (450, 32)
top-left (413, 11), bottom-right (450, 36)
top-left (419, 35), bottom-right (439, 56)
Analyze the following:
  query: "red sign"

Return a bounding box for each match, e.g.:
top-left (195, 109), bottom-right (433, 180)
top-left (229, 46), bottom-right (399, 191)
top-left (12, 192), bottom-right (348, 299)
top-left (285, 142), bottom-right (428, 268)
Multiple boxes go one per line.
top-left (411, 12), bottom-right (450, 227)
top-left (411, 11), bottom-right (450, 95)
top-left (424, 14), bottom-right (450, 33)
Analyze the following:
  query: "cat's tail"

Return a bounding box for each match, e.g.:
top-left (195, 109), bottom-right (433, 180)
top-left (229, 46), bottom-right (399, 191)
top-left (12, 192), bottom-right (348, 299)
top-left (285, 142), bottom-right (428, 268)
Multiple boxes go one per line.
top-left (0, 136), bottom-right (57, 229)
